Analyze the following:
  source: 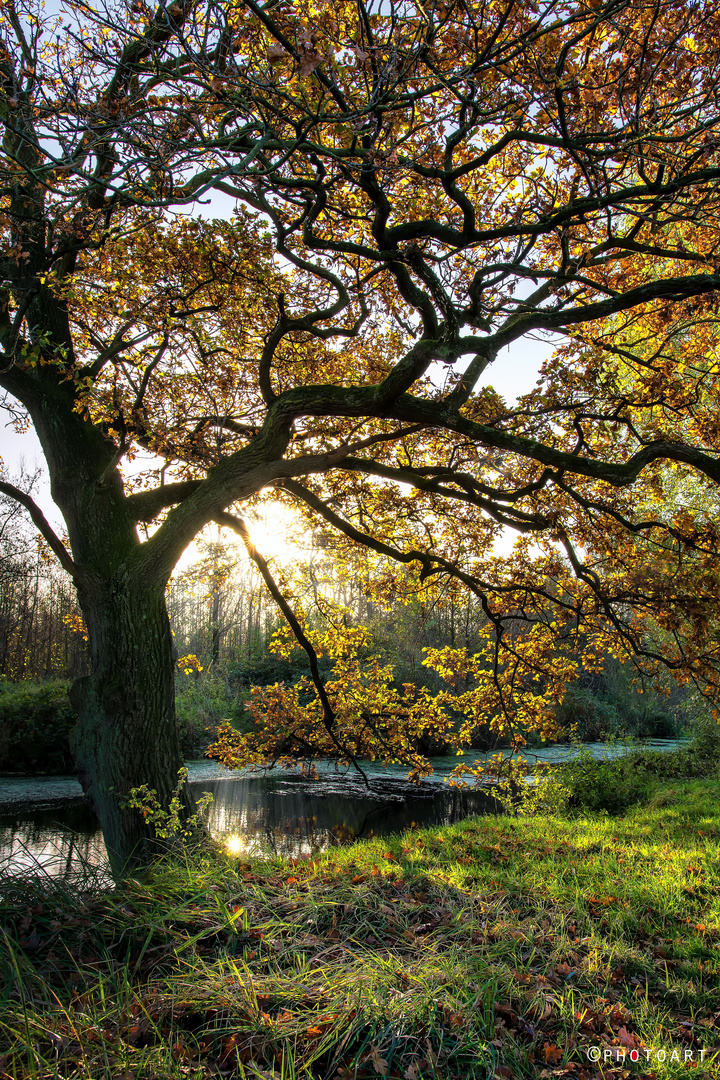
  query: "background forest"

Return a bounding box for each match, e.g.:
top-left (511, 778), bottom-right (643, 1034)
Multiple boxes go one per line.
top-left (0, 484), bottom-right (700, 776)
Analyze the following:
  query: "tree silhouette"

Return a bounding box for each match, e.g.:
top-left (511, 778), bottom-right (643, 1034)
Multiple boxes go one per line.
top-left (2, 0), bottom-right (720, 871)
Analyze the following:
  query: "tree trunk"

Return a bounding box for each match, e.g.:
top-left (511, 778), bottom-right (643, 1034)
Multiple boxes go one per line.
top-left (70, 574), bottom-right (195, 877)
top-left (211, 582), bottom-right (221, 666)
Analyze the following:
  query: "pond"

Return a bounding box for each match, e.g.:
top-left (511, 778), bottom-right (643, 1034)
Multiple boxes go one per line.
top-left (0, 740), bottom-right (688, 880)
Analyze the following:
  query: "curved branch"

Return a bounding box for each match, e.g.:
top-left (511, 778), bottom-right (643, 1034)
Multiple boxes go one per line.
top-left (377, 395), bottom-right (720, 487)
top-left (489, 271), bottom-right (720, 351)
top-left (282, 478), bottom-right (512, 598)
top-left (126, 480), bottom-right (202, 522)
top-left (214, 509), bottom-right (368, 783)
top-left (0, 480), bottom-right (78, 578)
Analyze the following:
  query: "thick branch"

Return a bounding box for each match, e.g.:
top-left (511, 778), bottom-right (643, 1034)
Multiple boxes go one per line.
top-left (0, 480), bottom-right (78, 578)
top-left (488, 271), bottom-right (720, 351)
top-left (126, 480), bottom-right (203, 522)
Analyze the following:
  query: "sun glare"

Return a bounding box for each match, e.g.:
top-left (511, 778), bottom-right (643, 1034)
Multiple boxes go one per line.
top-left (172, 499), bottom-right (310, 577)
top-left (244, 504), bottom-right (308, 562)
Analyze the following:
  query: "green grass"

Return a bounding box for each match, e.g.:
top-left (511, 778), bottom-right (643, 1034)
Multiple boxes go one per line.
top-left (1, 781), bottom-right (720, 1079)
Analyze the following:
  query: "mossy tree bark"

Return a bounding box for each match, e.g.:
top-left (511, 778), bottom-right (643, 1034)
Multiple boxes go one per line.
top-left (0, 333), bottom-right (297, 876)
top-left (69, 578), bottom-right (191, 876)
top-left (18, 378), bottom-right (196, 876)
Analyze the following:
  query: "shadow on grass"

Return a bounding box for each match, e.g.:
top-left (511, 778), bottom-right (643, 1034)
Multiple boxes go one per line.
top-left (1, 780), bottom-right (719, 1078)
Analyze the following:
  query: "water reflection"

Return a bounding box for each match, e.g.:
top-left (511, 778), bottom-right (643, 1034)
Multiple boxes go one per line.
top-left (0, 773), bottom-right (502, 879)
top-left (0, 739), bottom-right (688, 880)
top-left (0, 805), bottom-right (108, 882)
top-left (198, 774), bottom-right (502, 857)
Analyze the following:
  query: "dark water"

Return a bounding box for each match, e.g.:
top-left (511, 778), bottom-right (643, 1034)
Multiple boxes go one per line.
top-left (0, 771), bottom-right (502, 880)
top-left (0, 740), bottom-right (688, 880)
top-left (196, 772), bottom-right (504, 854)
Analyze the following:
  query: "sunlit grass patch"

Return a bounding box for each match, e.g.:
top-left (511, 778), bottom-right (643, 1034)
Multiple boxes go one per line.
top-left (1, 780), bottom-right (719, 1077)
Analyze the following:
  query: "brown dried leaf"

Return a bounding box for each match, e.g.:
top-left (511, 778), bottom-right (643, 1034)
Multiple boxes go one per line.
top-left (369, 1044), bottom-right (388, 1075)
top-left (617, 1026), bottom-right (640, 1048)
top-left (543, 1044), bottom-right (563, 1064)
top-left (297, 48), bottom-right (323, 76)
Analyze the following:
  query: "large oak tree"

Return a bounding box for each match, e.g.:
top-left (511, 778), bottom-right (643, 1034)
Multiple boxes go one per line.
top-left (2, 0), bottom-right (720, 872)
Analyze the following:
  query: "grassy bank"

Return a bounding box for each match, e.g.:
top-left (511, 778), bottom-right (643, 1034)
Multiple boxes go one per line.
top-left (1, 780), bottom-right (719, 1079)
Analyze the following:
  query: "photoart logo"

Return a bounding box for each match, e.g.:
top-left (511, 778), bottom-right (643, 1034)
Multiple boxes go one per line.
top-left (587, 1046), bottom-right (710, 1065)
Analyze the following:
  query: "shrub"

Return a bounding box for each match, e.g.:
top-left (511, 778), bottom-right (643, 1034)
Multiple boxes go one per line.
top-left (226, 654), bottom-right (329, 689)
top-left (557, 728), bottom-right (720, 816)
top-left (175, 671), bottom-right (253, 756)
top-left (638, 711), bottom-right (677, 738)
top-left (558, 745), bottom-right (654, 814)
top-left (552, 685), bottom-right (625, 742)
top-left (551, 658), bottom-right (693, 742)
top-left (689, 714), bottom-right (720, 763)
top-left (0, 679), bottom-right (77, 774)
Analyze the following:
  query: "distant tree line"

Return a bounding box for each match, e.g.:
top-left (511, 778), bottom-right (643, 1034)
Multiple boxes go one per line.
top-left (171, 530), bottom-right (698, 747)
top-left (0, 483), bottom-right (88, 681)
top-left (0, 498), bottom-right (698, 752)
top-left (166, 526), bottom-right (485, 678)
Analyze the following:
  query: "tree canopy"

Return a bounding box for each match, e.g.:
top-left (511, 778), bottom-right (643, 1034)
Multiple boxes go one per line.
top-left (2, 0), bottom-right (720, 869)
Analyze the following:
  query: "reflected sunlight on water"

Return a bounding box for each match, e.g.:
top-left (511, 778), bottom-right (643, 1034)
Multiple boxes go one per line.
top-left (0, 771), bottom-right (502, 879)
top-left (0, 740), bottom-right (688, 879)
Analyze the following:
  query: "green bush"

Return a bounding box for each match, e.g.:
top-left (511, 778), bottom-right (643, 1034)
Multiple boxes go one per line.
top-left (226, 654), bottom-right (330, 689)
top-left (638, 711), bottom-right (677, 738)
top-left (553, 685), bottom-right (625, 742)
top-left (175, 671), bottom-right (253, 756)
top-left (689, 713), bottom-right (720, 763)
top-left (558, 745), bottom-right (653, 814)
top-left (557, 730), bottom-right (720, 815)
top-left (0, 671), bottom-right (261, 771)
top-left (551, 658), bottom-right (690, 742)
top-left (0, 679), bottom-right (77, 774)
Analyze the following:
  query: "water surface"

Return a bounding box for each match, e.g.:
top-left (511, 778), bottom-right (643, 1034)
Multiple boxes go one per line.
top-left (0, 740), bottom-right (687, 880)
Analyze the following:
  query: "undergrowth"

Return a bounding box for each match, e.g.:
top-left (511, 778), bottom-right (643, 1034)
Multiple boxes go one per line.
top-left (1, 780), bottom-right (719, 1079)
top-left (553, 733), bottom-right (720, 815)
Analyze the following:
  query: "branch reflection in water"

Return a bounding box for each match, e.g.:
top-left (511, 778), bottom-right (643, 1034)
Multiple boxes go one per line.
top-left (0, 771), bottom-right (502, 879)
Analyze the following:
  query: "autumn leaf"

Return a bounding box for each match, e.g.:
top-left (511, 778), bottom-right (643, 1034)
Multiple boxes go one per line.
top-left (617, 1026), bottom-right (641, 1049)
top-left (369, 1044), bottom-right (389, 1075)
top-left (543, 1044), bottom-right (563, 1064)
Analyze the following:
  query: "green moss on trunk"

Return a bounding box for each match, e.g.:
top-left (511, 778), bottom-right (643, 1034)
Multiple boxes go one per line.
top-left (70, 579), bottom-right (195, 876)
